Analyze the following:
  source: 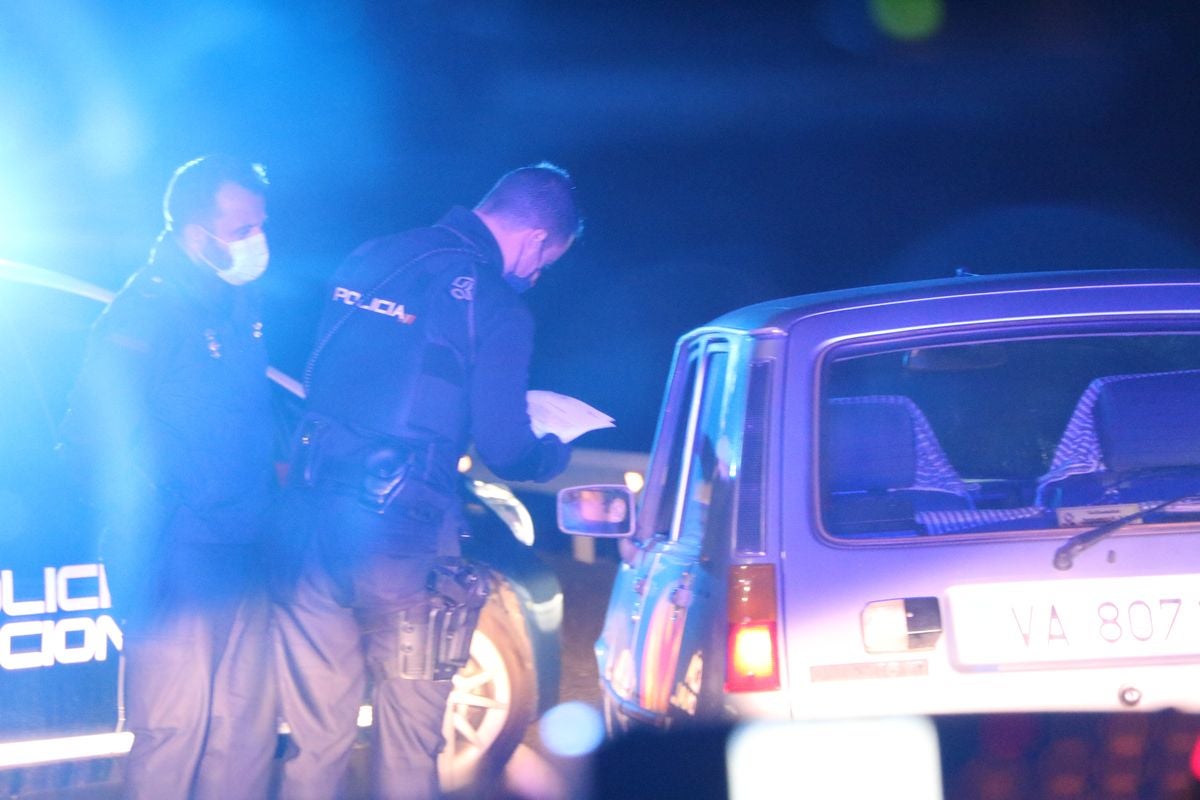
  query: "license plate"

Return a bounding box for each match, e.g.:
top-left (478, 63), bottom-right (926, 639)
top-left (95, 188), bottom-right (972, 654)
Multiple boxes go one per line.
top-left (947, 574), bottom-right (1200, 668)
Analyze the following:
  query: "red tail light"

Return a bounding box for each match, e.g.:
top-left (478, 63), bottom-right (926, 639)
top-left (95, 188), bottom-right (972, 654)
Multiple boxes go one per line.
top-left (725, 564), bottom-right (780, 692)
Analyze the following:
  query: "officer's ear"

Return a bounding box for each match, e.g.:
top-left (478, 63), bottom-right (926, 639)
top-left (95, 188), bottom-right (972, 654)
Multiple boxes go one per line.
top-left (508, 228), bottom-right (548, 268)
top-left (519, 228), bottom-right (549, 261)
top-left (178, 223), bottom-right (207, 260)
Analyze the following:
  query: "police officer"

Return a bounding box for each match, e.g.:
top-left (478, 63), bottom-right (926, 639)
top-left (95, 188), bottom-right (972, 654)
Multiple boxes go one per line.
top-left (274, 163), bottom-right (580, 799)
top-left (58, 156), bottom-right (278, 799)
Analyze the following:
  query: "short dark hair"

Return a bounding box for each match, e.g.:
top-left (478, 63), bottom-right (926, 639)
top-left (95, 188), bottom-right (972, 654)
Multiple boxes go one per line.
top-left (475, 162), bottom-right (583, 245)
top-left (162, 155), bottom-right (269, 230)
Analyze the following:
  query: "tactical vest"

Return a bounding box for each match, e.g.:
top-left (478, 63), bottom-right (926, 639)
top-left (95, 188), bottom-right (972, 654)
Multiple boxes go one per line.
top-left (303, 241), bottom-right (480, 455)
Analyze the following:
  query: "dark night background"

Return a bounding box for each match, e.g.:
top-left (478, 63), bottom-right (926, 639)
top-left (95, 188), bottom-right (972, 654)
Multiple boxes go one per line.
top-left (3, 0), bottom-right (1199, 453)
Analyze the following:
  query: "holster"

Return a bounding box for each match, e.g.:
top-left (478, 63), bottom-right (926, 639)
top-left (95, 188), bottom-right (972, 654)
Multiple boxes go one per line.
top-left (292, 416), bottom-right (452, 523)
top-left (395, 559), bottom-right (491, 681)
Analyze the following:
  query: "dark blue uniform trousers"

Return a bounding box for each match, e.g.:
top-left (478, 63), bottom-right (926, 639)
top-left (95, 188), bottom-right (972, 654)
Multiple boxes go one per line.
top-left (118, 541), bottom-right (276, 800)
top-left (273, 491), bottom-right (456, 800)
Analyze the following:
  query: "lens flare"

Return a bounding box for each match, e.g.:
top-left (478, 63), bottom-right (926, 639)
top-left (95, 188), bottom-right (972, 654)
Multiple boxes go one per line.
top-left (538, 701), bottom-right (605, 758)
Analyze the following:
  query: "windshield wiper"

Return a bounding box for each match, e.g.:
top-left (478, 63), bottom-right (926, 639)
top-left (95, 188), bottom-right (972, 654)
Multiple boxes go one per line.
top-left (1053, 491), bottom-right (1200, 570)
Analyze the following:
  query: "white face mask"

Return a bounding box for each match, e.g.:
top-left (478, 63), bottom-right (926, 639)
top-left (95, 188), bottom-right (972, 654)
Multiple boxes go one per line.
top-left (201, 230), bottom-right (270, 285)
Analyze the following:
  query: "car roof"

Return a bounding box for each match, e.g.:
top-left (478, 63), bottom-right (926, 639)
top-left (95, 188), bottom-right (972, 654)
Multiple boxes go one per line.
top-left (699, 269), bottom-right (1200, 336)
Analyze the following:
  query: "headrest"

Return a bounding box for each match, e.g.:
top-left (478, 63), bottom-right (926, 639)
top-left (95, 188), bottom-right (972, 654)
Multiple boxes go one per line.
top-left (1095, 370), bottom-right (1200, 474)
top-left (823, 401), bottom-right (916, 493)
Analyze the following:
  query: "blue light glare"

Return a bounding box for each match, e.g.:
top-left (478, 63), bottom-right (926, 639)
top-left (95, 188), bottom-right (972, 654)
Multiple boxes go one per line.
top-left (79, 92), bottom-right (144, 178)
top-left (537, 701), bottom-right (605, 758)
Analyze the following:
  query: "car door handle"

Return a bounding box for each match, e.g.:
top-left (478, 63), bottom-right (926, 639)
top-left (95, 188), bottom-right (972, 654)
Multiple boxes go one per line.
top-left (669, 579), bottom-right (694, 608)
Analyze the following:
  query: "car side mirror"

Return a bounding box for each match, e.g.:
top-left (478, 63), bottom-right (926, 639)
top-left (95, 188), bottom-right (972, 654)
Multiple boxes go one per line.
top-left (557, 484), bottom-right (635, 537)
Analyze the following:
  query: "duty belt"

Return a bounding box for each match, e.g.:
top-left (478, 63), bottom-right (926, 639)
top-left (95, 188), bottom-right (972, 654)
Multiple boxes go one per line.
top-left (293, 416), bottom-right (455, 496)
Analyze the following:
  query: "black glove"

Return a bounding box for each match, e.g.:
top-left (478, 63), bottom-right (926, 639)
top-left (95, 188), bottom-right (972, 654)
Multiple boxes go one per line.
top-left (534, 434), bottom-right (572, 482)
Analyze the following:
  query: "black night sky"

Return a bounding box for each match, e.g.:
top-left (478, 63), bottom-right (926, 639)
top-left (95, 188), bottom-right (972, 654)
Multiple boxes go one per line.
top-left (3, 0), bottom-right (1199, 451)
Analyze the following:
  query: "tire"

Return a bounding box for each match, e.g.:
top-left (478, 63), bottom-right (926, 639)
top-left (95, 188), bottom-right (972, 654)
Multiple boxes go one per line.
top-left (438, 577), bottom-right (538, 794)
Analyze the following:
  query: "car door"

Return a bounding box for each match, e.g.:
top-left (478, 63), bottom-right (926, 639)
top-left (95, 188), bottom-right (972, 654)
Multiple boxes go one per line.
top-left (597, 337), bottom-right (738, 724)
top-left (0, 276), bottom-right (124, 752)
top-left (594, 344), bottom-right (697, 722)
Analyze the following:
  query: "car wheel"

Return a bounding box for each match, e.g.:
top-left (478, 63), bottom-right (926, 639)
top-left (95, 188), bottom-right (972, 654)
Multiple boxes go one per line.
top-left (438, 577), bottom-right (537, 794)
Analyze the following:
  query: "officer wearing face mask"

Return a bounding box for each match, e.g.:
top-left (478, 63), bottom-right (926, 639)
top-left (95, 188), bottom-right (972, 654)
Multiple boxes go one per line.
top-left (58, 155), bottom-right (277, 800)
top-left (274, 163), bottom-right (580, 799)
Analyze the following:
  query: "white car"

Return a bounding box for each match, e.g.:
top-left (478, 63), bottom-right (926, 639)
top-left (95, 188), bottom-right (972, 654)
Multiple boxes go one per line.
top-left (560, 269), bottom-right (1200, 734)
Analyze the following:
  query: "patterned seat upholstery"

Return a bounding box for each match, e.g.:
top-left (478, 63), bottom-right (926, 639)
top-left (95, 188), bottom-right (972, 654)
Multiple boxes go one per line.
top-left (1037, 369), bottom-right (1200, 506)
top-left (822, 396), bottom-right (973, 531)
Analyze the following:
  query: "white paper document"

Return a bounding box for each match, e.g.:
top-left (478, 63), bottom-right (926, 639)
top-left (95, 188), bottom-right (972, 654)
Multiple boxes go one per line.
top-left (527, 390), bottom-right (615, 443)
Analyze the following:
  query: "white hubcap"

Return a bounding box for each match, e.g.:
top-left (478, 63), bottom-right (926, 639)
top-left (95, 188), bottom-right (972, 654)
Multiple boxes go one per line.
top-left (438, 628), bottom-right (514, 790)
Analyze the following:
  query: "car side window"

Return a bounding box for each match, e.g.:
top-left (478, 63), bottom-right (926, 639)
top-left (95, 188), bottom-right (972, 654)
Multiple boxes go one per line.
top-left (648, 343), bottom-right (731, 544)
top-left (672, 348), bottom-right (730, 546)
top-left (649, 352), bottom-right (699, 538)
top-left (0, 283), bottom-right (94, 511)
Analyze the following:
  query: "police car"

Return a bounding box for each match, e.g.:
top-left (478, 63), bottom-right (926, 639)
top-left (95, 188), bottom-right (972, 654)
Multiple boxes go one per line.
top-left (0, 259), bottom-right (559, 795)
top-left (560, 270), bottom-right (1200, 735)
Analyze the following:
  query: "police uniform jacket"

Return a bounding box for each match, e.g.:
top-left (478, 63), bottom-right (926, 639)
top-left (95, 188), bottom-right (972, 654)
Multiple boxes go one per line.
top-left (59, 238), bottom-right (275, 545)
top-left (303, 206), bottom-right (569, 488)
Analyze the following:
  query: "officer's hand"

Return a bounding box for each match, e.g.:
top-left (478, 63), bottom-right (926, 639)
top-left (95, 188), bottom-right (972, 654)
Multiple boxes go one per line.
top-left (535, 434), bottom-right (572, 482)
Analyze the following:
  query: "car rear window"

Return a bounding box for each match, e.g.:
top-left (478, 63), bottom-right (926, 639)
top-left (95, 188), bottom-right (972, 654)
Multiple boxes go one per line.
top-left (819, 331), bottom-right (1200, 539)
